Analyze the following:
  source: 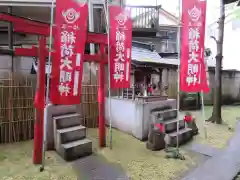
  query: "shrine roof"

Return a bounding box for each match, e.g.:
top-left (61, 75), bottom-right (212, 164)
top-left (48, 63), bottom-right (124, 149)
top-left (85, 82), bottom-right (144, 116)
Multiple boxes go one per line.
top-left (131, 44), bottom-right (215, 68)
top-left (131, 46), bottom-right (162, 64)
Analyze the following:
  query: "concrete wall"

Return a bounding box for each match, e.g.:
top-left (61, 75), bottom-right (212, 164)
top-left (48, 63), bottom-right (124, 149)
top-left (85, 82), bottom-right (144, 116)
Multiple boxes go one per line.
top-left (105, 98), bottom-right (138, 136)
top-left (105, 97), bottom-right (176, 140)
top-left (207, 70), bottom-right (240, 104)
top-left (164, 67), bottom-right (240, 105)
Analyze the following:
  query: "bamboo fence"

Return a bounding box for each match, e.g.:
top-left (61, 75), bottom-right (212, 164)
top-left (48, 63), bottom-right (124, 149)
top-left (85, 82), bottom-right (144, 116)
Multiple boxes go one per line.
top-left (79, 65), bottom-right (99, 128)
top-left (79, 83), bottom-right (99, 128)
top-left (0, 70), bottom-right (99, 144)
top-left (0, 72), bottom-right (35, 144)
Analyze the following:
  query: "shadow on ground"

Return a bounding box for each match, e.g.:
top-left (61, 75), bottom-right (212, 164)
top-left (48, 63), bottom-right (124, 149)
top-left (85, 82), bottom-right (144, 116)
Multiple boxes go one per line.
top-left (73, 154), bottom-right (129, 180)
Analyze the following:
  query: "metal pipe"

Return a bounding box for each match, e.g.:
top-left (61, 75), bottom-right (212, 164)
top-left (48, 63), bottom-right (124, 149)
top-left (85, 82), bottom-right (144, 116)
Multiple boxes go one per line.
top-left (132, 71), bottom-right (135, 100)
top-left (88, 0), bottom-right (95, 55)
top-left (201, 91), bottom-right (207, 139)
top-left (7, 6), bottom-right (13, 72)
top-left (40, 0), bottom-right (54, 171)
top-left (176, 0), bottom-right (181, 150)
top-left (103, 0), bottom-right (113, 149)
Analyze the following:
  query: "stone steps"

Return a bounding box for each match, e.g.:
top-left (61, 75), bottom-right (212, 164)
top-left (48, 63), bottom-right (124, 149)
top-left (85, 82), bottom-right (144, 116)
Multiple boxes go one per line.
top-left (147, 108), bottom-right (194, 151)
top-left (146, 127), bottom-right (192, 151)
top-left (54, 113), bottom-right (82, 129)
top-left (56, 125), bottom-right (86, 145)
top-left (151, 109), bottom-right (178, 122)
top-left (163, 118), bottom-right (185, 133)
top-left (53, 113), bottom-right (92, 161)
top-left (61, 139), bottom-right (92, 161)
top-left (168, 128), bottom-right (192, 146)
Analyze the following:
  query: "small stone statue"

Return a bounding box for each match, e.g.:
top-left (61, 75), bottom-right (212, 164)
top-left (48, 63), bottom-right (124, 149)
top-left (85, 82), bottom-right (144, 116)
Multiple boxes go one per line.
top-left (146, 123), bottom-right (165, 151)
top-left (184, 112), bottom-right (199, 136)
top-left (165, 148), bottom-right (185, 160)
top-left (164, 133), bottom-right (185, 161)
top-left (163, 134), bottom-right (185, 161)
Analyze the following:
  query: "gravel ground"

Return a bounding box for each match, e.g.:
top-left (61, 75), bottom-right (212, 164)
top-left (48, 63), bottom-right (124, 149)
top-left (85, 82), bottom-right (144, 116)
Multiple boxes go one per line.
top-left (0, 141), bottom-right (78, 180)
top-left (0, 106), bottom-right (239, 180)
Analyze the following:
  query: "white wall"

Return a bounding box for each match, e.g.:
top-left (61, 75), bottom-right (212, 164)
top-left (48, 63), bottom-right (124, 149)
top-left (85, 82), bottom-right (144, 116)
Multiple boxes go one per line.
top-left (105, 98), bottom-right (138, 137)
top-left (158, 13), bottom-right (177, 26)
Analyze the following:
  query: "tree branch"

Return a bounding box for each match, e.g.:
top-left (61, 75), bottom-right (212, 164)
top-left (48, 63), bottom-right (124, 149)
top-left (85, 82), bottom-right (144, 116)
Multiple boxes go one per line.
top-left (210, 36), bottom-right (218, 44)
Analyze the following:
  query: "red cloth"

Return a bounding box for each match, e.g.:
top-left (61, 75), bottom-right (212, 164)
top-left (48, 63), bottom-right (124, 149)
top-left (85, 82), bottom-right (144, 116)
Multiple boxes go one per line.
top-left (148, 87), bottom-right (153, 93)
top-left (154, 123), bottom-right (165, 133)
top-left (184, 115), bottom-right (193, 122)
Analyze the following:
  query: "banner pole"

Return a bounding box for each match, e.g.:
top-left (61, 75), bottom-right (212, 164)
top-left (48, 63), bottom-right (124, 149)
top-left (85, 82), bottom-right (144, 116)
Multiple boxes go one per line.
top-left (201, 91), bottom-right (207, 139)
top-left (203, 1), bottom-right (209, 139)
top-left (103, 0), bottom-right (113, 149)
top-left (88, 0), bottom-right (95, 55)
top-left (202, 51), bottom-right (209, 139)
top-left (176, 0), bottom-right (182, 150)
top-left (40, 0), bottom-right (54, 172)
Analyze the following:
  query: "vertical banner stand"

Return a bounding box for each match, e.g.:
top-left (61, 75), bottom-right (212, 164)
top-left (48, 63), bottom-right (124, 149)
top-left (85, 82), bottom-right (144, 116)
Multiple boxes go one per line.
top-left (202, 56), bottom-right (209, 139)
top-left (176, 0), bottom-right (182, 151)
top-left (103, 0), bottom-right (113, 149)
top-left (201, 91), bottom-right (207, 139)
top-left (40, 0), bottom-right (54, 172)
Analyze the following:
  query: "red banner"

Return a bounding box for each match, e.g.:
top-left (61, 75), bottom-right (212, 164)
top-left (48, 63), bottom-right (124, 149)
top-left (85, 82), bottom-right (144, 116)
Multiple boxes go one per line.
top-left (50, 1), bottom-right (88, 104)
top-left (180, 0), bottom-right (209, 93)
top-left (109, 6), bottom-right (132, 89)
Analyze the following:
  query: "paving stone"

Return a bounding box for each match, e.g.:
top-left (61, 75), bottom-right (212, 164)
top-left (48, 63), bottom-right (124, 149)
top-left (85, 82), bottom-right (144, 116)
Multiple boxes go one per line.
top-left (73, 155), bottom-right (129, 180)
top-left (189, 143), bottom-right (222, 157)
top-left (182, 121), bottom-right (240, 180)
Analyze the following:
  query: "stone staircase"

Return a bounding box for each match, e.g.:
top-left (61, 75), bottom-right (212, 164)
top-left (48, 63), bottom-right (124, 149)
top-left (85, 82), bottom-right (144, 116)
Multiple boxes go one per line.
top-left (147, 108), bottom-right (193, 150)
top-left (53, 113), bottom-right (92, 161)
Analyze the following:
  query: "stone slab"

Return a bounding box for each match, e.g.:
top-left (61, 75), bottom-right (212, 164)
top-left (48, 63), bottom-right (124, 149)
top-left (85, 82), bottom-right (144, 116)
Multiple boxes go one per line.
top-left (169, 128), bottom-right (193, 146)
top-left (61, 139), bottom-right (92, 161)
top-left (54, 113), bottom-right (81, 129)
top-left (47, 105), bottom-right (78, 150)
top-left (164, 118), bottom-right (185, 133)
top-left (182, 121), bottom-right (240, 180)
top-left (189, 143), bottom-right (222, 157)
top-left (57, 125), bottom-right (86, 144)
top-left (74, 155), bottom-right (129, 180)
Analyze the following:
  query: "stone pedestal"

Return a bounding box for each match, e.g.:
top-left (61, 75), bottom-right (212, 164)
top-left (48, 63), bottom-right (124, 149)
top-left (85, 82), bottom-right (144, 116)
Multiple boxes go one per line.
top-left (146, 124), bottom-right (165, 151)
top-left (46, 104), bottom-right (78, 150)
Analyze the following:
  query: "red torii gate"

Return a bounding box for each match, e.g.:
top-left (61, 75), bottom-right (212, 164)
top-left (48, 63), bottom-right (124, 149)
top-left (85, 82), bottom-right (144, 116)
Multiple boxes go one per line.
top-left (0, 12), bottom-right (107, 164)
